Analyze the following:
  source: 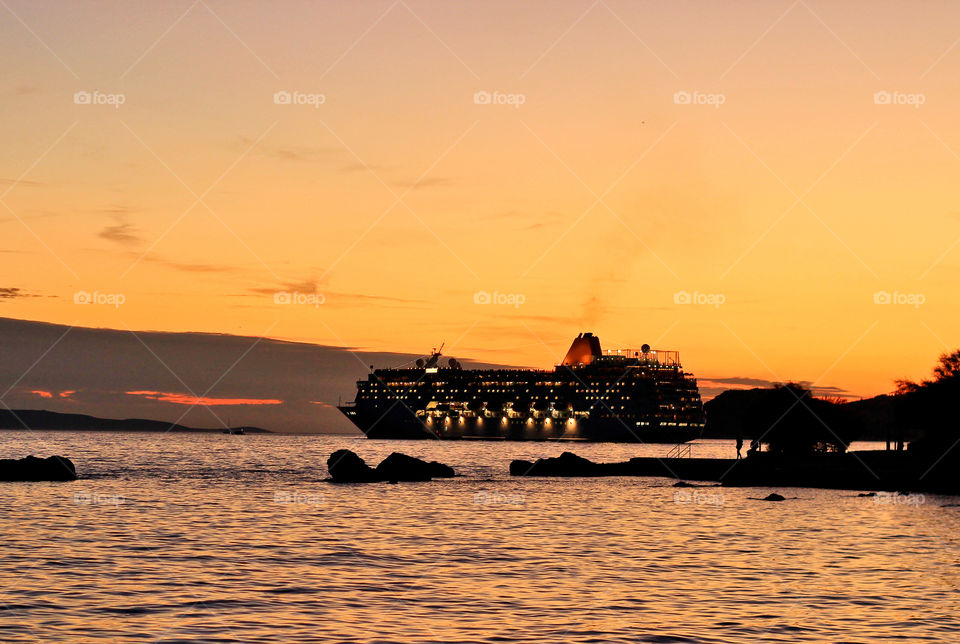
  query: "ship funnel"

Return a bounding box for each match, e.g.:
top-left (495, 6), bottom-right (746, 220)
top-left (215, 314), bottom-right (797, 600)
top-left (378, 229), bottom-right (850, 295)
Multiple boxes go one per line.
top-left (561, 332), bottom-right (602, 366)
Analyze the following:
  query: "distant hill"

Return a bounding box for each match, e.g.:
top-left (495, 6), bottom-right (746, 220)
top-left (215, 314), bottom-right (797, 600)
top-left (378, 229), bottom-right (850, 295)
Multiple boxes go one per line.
top-left (0, 316), bottom-right (518, 433)
top-left (0, 409), bottom-right (270, 433)
top-left (703, 389), bottom-right (768, 438)
top-left (843, 394), bottom-right (917, 441)
top-left (704, 389), bottom-right (919, 442)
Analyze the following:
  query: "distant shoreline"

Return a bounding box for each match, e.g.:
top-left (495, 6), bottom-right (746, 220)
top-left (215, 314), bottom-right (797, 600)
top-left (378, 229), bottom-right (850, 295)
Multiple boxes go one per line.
top-left (0, 409), bottom-right (271, 434)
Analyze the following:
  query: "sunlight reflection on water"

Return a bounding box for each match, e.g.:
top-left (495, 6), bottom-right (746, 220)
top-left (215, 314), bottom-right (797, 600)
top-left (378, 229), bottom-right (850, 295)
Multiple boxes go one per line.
top-left (0, 432), bottom-right (958, 643)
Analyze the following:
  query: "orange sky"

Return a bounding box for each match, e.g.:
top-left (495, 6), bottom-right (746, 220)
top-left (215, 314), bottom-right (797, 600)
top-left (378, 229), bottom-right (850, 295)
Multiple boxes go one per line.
top-left (2, 0), bottom-right (958, 400)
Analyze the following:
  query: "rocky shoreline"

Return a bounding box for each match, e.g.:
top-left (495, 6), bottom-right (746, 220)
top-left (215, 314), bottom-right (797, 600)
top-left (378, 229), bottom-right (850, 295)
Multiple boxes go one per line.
top-left (510, 450), bottom-right (960, 494)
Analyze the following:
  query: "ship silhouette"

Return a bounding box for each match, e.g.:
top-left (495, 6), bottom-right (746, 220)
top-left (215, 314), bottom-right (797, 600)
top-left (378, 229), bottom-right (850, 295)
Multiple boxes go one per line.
top-left (338, 333), bottom-right (705, 442)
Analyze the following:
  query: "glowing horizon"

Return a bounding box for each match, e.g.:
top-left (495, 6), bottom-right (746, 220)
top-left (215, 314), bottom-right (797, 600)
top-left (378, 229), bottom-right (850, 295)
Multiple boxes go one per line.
top-left (3, 1), bottom-right (959, 401)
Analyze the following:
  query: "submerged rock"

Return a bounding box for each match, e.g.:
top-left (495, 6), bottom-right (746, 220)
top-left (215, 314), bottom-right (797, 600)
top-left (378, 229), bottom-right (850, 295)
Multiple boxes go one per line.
top-left (327, 450), bottom-right (455, 483)
top-left (0, 455), bottom-right (77, 481)
top-left (762, 493), bottom-right (786, 502)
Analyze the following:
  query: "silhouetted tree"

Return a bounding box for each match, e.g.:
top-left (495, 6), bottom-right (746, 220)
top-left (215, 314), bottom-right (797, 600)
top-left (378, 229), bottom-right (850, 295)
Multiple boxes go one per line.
top-left (898, 351), bottom-right (960, 454)
top-left (744, 383), bottom-right (858, 456)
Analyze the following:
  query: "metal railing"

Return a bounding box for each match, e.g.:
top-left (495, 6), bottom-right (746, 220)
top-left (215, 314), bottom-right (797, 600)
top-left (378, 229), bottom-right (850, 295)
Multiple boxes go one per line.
top-left (666, 443), bottom-right (692, 459)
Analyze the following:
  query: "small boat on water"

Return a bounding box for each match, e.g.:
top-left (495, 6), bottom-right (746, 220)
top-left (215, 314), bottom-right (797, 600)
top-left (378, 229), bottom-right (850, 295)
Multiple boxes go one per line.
top-left (222, 427), bottom-right (245, 435)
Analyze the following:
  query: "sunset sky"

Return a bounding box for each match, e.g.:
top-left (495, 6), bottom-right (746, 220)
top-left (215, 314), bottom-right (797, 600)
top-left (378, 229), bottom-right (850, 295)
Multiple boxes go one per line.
top-left (3, 0), bottom-right (959, 408)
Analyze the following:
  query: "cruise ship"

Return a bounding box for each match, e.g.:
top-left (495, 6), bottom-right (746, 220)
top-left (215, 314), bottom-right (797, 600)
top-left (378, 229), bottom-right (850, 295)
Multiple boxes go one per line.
top-left (338, 333), bottom-right (706, 443)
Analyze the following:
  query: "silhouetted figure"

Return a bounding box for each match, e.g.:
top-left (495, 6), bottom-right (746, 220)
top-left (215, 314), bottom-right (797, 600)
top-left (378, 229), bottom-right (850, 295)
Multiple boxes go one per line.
top-left (748, 439), bottom-right (760, 457)
top-left (736, 435), bottom-right (743, 460)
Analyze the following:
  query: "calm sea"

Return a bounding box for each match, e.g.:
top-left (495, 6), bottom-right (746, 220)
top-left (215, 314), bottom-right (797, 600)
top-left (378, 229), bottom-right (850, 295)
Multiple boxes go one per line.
top-left (0, 431), bottom-right (957, 643)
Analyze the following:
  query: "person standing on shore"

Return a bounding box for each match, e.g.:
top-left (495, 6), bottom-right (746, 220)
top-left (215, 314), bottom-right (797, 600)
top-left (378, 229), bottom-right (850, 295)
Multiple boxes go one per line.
top-left (736, 435), bottom-right (743, 460)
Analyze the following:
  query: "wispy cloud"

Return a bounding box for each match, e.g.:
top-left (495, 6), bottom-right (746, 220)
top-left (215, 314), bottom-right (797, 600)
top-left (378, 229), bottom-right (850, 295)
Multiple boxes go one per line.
top-left (244, 137), bottom-right (396, 175)
top-left (2, 85), bottom-right (39, 97)
top-left (247, 277), bottom-right (325, 296)
top-left (0, 178), bottom-right (43, 188)
top-left (699, 376), bottom-right (852, 398)
top-left (243, 137), bottom-right (336, 163)
top-left (27, 389), bottom-right (74, 399)
top-left (100, 220), bottom-right (142, 246)
top-left (97, 207), bottom-right (144, 246)
top-left (338, 162), bottom-right (392, 174)
top-left (699, 376), bottom-right (779, 389)
top-left (0, 287), bottom-right (40, 300)
top-left (132, 252), bottom-right (235, 274)
top-left (245, 279), bottom-right (425, 306)
top-left (126, 390), bottom-right (283, 406)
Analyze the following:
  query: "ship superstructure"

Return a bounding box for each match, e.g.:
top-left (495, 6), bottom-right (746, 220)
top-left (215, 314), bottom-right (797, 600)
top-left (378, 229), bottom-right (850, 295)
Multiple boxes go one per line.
top-left (338, 333), bottom-right (705, 442)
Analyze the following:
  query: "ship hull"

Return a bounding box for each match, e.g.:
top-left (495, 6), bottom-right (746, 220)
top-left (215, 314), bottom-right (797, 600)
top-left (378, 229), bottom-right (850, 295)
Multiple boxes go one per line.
top-left (337, 405), bottom-right (700, 443)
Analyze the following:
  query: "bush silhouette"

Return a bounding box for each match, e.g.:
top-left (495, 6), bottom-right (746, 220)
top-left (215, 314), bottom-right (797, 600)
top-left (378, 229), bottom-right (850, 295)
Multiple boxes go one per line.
top-left (898, 350), bottom-right (960, 455)
top-left (744, 383), bottom-right (858, 456)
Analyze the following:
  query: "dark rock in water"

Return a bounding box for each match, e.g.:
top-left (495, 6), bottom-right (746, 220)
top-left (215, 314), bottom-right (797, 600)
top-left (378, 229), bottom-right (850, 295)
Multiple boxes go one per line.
top-left (327, 450), bottom-right (455, 483)
top-left (858, 492), bottom-right (877, 497)
top-left (511, 452), bottom-right (642, 477)
top-left (510, 459), bottom-right (535, 476)
top-left (511, 451), bottom-right (606, 477)
top-left (375, 452), bottom-right (455, 482)
top-left (0, 455), bottom-right (77, 481)
top-left (327, 449), bottom-right (380, 483)
top-left (762, 493), bottom-right (786, 501)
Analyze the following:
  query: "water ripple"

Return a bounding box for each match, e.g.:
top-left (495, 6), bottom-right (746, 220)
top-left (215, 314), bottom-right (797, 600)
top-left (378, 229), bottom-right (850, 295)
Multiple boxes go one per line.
top-left (0, 432), bottom-right (958, 642)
